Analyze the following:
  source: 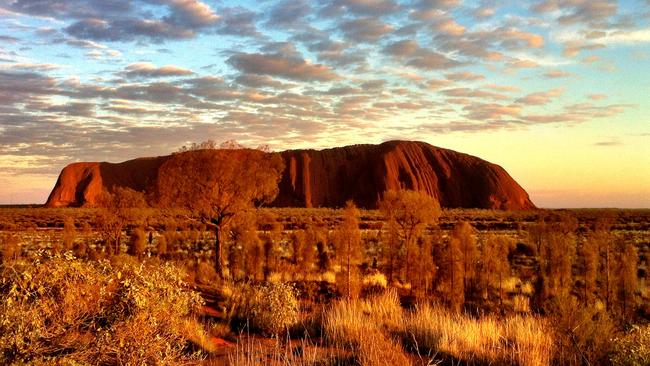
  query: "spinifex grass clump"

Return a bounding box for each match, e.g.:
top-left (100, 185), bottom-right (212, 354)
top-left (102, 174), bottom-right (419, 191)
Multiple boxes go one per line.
top-left (0, 253), bottom-right (210, 365)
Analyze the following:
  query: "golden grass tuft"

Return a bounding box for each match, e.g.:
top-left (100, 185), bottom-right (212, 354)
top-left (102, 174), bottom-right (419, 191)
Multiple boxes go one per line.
top-left (404, 304), bottom-right (553, 366)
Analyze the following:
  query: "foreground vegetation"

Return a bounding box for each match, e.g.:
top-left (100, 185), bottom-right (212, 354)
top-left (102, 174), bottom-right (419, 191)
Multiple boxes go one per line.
top-left (1, 202), bottom-right (649, 365)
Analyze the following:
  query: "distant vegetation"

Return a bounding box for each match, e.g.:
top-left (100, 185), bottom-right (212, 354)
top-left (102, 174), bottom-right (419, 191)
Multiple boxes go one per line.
top-left (0, 183), bottom-right (649, 364)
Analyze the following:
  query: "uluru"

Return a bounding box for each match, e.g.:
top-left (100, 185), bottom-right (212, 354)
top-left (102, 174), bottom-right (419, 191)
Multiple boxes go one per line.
top-left (45, 140), bottom-right (535, 210)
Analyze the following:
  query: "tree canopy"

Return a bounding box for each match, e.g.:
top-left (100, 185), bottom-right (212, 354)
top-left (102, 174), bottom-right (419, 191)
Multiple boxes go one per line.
top-left (156, 148), bottom-right (284, 277)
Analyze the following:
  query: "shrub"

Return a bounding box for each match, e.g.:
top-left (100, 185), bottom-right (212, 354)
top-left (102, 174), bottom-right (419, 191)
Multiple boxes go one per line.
top-left (157, 233), bottom-right (168, 257)
top-left (609, 324), bottom-right (650, 366)
top-left (546, 295), bottom-right (617, 365)
top-left (0, 233), bottom-right (20, 263)
top-left (62, 216), bottom-right (76, 251)
top-left (0, 253), bottom-right (207, 365)
top-left (227, 282), bottom-right (299, 336)
top-left (128, 227), bottom-right (147, 259)
top-left (195, 260), bottom-right (219, 285)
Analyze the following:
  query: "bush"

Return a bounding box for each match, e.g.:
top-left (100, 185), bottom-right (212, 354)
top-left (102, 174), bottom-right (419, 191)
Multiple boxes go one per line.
top-left (0, 233), bottom-right (20, 263)
top-left (195, 260), bottom-right (219, 285)
top-left (128, 227), bottom-right (147, 259)
top-left (609, 324), bottom-right (650, 366)
top-left (0, 253), bottom-right (208, 365)
top-left (227, 282), bottom-right (299, 336)
top-left (546, 295), bottom-right (617, 365)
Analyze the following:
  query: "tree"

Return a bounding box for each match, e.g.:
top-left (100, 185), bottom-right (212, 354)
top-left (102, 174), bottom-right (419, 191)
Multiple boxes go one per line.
top-left (579, 237), bottom-right (599, 306)
top-left (381, 216), bottom-right (401, 283)
top-left (591, 218), bottom-right (615, 310)
top-left (616, 240), bottom-right (637, 315)
top-left (96, 187), bottom-right (147, 256)
top-left (229, 211), bottom-right (260, 280)
top-left (412, 234), bottom-right (436, 299)
top-left (258, 211), bottom-right (282, 280)
top-left (332, 201), bottom-right (363, 299)
top-left (446, 236), bottom-right (464, 312)
top-left (379, 190), bottom-right (441, 284)
top-left (62, 216), bottom-right (76, 251)
top-left (291, 230), bottom-right (306, 266)
top-left (452, 221), bottom-right (479, 296)
top-left (481, 234), bottom-right (514, 307)
top-left (538, 230), bottom-right (576, 305)
top-left (128, 226), bottom-right (147, 260)
top-left (157, 148), bottom-right (284, 278)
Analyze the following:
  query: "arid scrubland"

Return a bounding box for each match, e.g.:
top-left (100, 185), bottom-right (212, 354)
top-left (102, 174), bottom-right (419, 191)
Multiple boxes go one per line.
top-left (1, 199), bottom-right (649, 365)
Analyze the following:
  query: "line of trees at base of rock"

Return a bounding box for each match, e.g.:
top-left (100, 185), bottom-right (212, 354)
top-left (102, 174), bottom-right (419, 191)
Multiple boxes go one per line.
top-left (64, 148), bottom-right (642, 317)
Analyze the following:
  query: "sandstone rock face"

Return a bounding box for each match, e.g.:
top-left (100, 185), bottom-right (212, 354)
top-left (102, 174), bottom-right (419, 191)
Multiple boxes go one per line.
top-left (45, 141), bottom-right (535, 210)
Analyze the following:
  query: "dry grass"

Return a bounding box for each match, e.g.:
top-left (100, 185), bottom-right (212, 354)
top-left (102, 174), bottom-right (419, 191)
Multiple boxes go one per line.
top-left (324, 291), bottom-right (413, 366)
top-left (404, 304), bottom-right (553, 366)
top-left (227, 337), bottom-right (326, 366)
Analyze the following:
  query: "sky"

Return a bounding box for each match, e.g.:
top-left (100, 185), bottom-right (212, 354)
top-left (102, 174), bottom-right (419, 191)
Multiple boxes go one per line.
top-left (0, 0), bottom-right (648, 208)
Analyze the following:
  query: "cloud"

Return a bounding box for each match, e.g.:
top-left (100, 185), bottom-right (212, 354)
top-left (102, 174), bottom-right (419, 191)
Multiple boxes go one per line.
top-left (0, 35), bottom-right (19, 43)
top-left (520, 103), bottom-right (633, 124)
top-left (267, 0), bottom-right (310, 27)
top-left (441, 87), bottom-right (509, 100)
top-left (446, 71), bottom-right (485, 81)
top-left (532, 0), bottom-right (617, 25)
top-left (323, 0), bottom-right (400, 16)
top-left (507, 58), bottom-right (540, 68)
top-left (593, 139), bottom-right (623, 146)
top-left (166, 0), bottom-right (219, 27)
top-left (0, 63), bottom-right (62, 71)
top-left (383, 39), bottom-right (461, 69)
top-left (228, 52), bottom-right (339, 81)
top-left (473, 7), bottom-right (496, 18)
top-left (433, 19), bottom-right (466, 36)
top-left (516, 88), bottom-right (565, 105)
top-left (306, 39), bottom-right (368, 67)
top-left (562, 41), bottom-right (605, 57)
top-left (6, 0), bottom-right (220, 42)
top-left (416, 0), bottom-right (460, 10)
top-left (45, 102), bottom-right (95, 117)
top-left (484, 84), bottom-right (521, 93)
top-left (122, 62), bottom-right (193, 78)
top-left (423, 78), bottom-right (451, 89)
top-left (217, 7), bottom-right (260, 38)
top-left (340, 17), bottom-right (394, 43)
top-left (407, 49), bottom-right (462, 70)
top-left (498, 28), bottom-right (544, 49)
top-left (234, 74), bottom-right (292, 89)
top-left (464, 103), bottom-right (522, 120)
top-left (383, 39), bottom-right (419, 57)
top-left (599, 28), bottom-right (650, 44)
top-left (543, 69), bottom-right (572, 78)
top-left (587, 93), bottom-right (607, 100)
top-left (433, 26), bottom-right (543, 63)
top-left (66, 18), bottom-right (195, 42)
